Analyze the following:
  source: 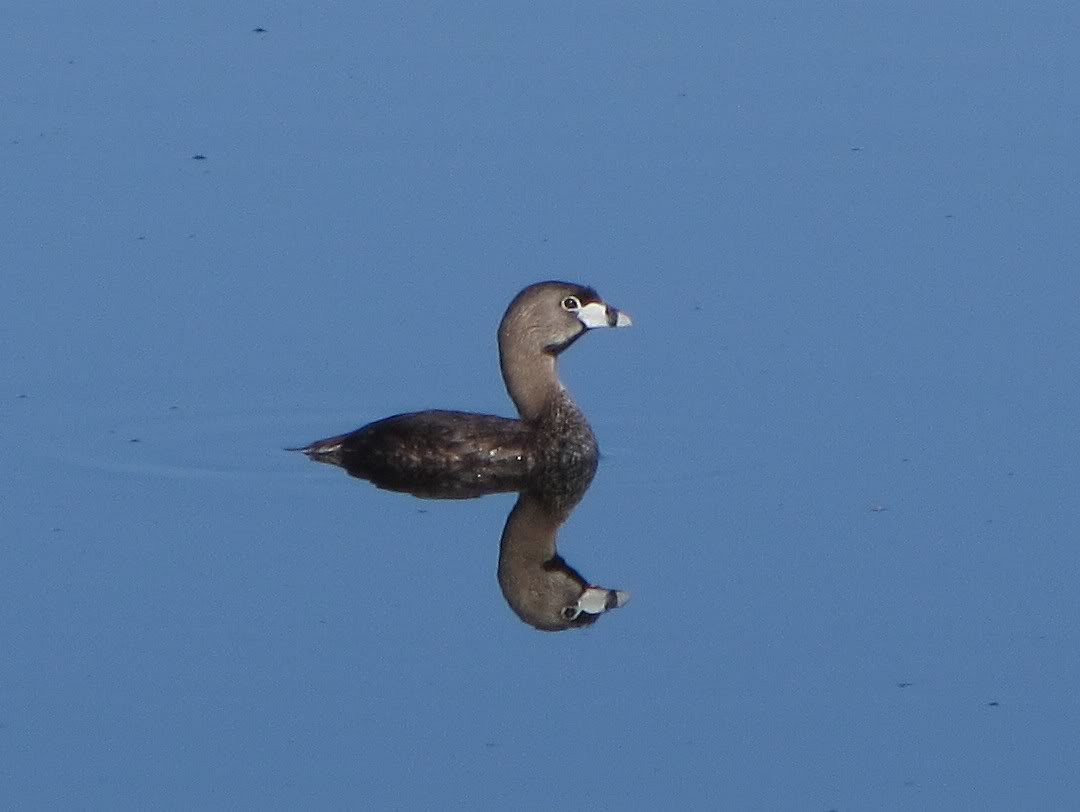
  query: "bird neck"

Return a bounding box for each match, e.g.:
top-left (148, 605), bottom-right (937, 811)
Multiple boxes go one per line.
top-left (499, 341), bottom-right (565, 422)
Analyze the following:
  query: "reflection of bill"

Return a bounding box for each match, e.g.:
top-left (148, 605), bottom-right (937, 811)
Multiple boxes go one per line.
top-left (291, 281), bottom-right (632, 631)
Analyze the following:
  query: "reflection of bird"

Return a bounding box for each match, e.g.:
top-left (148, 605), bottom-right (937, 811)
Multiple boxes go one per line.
top-left (498, 492), bottom-right (629, 632)
top-left (294, 281), bottom-right (631, 508)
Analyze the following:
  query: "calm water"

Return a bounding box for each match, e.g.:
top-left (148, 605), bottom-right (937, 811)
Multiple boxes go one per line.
top-left (4, 3), bottom-right (1079, 809)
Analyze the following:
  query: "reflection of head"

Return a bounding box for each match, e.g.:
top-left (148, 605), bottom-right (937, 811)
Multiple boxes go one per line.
top-left (498, 493), bottom-right (629, 632)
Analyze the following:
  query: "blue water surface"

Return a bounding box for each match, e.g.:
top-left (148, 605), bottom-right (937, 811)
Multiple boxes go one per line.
top-left (3, 3), bottom-right (1079, 809)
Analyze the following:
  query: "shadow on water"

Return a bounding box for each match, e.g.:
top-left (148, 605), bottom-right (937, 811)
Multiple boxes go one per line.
top-left (290, 281), bottom-right (631, 631)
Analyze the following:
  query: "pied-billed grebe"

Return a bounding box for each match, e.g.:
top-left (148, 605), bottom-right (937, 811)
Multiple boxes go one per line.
top-left (295, 281), bottom-right (631, 502)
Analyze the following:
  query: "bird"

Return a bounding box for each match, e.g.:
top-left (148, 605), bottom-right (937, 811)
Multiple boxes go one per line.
top-left (294, 280), bottom-right (631, 512)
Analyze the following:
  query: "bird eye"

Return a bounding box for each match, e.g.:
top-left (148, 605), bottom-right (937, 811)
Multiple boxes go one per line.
top-left (561, 296), bottom-right (581, 311)
top-left (561, 606), bottom-right (581, 621)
